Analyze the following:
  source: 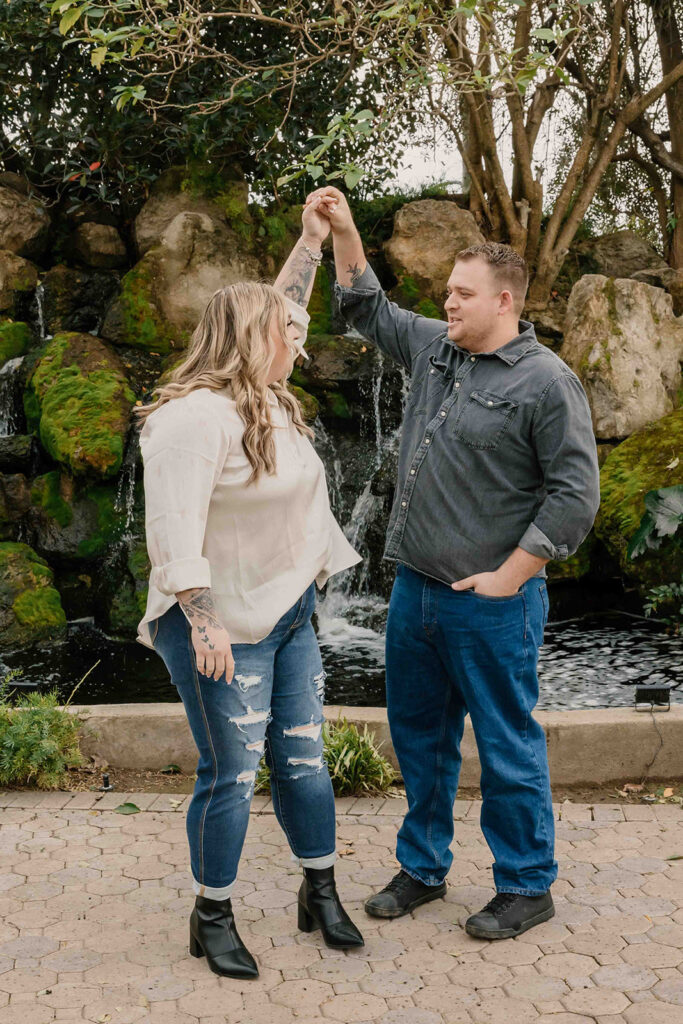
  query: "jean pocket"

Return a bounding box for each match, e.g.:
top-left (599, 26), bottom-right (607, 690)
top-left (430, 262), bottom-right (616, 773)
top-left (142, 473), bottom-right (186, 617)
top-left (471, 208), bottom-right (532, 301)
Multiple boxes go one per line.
top-left (149, 617), bottom-right (160, 646)
top-left (539, 583), bottom-right (549, 628)
top-left (453, 390), bottom-right (518, 450)
top-left (469, 588), bottom-right (521, 603)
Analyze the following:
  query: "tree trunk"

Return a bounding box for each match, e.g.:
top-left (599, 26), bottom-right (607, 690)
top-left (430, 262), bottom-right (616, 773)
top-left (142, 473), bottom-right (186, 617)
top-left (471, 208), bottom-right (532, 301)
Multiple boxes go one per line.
top-left (650, 0), bottom-right (683, 268)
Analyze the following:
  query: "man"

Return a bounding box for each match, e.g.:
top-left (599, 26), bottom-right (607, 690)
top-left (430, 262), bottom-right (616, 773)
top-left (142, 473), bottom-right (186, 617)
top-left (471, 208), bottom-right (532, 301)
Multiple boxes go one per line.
top-left (307, 186), bottom-right (600, 940)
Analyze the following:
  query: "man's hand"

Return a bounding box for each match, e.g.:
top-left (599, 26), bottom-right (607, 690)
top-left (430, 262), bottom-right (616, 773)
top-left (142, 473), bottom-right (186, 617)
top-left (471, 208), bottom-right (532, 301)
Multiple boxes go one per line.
top-left (305, 186), bottom-right (355, 236)
top-left (451, 571), bottom-right (520, 597)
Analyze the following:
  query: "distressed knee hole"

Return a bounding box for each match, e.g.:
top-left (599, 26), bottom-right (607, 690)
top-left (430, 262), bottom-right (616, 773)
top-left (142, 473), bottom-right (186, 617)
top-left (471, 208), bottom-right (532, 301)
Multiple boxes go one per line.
top-left (283, 719), bottom-right (323, 742)
top-left (313, 669), bottom-right (327, 700)
top-left (236, 769), bottom-right (256, 800)
top-left (229, 706), bottom-right (270, 732)
top-left (235, 673), bottom-right (262, 692)
top-left (245, 739), bottom-right (265, 754)
top-left (287, 755), bottom-right (324, 778)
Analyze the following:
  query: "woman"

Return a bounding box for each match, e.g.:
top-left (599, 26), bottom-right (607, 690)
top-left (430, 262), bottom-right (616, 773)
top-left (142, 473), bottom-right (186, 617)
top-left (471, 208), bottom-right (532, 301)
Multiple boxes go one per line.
top-left (134, 197), bottom-right (364, 979)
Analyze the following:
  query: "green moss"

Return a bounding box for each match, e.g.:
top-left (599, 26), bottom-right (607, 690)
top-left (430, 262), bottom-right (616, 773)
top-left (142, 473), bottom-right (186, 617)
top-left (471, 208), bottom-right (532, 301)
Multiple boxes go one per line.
top-left (25, 333), bottom-right (135, 478)
top-left (595, 409), bottom-right (683, 587)
top-left (603, 278), bottom-right (624, 337)
top-left (288, 384), bottom-right (320, 423)
top-left (547, 532), bottom-right (596, 582)
top-left (180, 165), bottom-right (253, 241)
top-left (307, 264), bottom-right (332, 335)
top-left (414, 298), bottom-right (441, 319)
top-left (399, 275), bottom-right (420, 304)
top-left (324, 390), bottom-right (352, 419)
top-left (31, 472), bottom-right (73, 529)
top-left (12, 586), bottom-right (67, 630)
top-left (114, 263), bottom-right (177, 354)
top-left (0, 321), bottom-right (33, 365)
top-left (76, 483), bottom-right (127, 559)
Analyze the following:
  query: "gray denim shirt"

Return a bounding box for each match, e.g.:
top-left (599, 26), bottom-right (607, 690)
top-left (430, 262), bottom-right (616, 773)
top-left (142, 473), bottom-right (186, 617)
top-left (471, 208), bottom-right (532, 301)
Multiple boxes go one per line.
top-left (334, 262), bottom-right (600, 585)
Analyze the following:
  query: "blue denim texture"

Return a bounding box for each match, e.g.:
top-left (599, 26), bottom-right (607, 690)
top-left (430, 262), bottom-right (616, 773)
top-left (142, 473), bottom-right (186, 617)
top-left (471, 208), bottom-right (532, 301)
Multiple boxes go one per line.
top-left (150, 581), bottom-right (336, 898)
top-left (386, 563), bottom-right (558, 896)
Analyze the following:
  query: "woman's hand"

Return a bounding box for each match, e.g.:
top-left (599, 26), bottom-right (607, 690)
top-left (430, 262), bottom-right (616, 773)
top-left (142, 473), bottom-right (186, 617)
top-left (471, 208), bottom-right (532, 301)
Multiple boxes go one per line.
top-left (305, 186), bottom-right (355, 236)
top-left (176, 587), bottom-right (235, 682)
top-left (301, 194), bottom-right (331, 248)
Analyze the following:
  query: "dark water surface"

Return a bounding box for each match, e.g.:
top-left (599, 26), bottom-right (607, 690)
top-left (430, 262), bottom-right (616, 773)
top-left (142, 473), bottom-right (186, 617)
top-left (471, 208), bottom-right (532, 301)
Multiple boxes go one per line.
top-left (2, 606), bottom-right (681, 711)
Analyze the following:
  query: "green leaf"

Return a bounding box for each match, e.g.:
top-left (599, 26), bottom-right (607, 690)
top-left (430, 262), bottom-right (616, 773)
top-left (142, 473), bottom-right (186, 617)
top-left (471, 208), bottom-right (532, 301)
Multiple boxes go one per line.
top-left (91, 46), bottom-right (107, 69)
top-left (344, 167), bottom-right (365, 190)
top-left (114, 802), bottom-right (141, 814)
top-left (645, 485), bottom-right (683, 538)
top-left (59, 5), bottom-right (85, 34)
top-left (531, 28), bottom-right (556, 41)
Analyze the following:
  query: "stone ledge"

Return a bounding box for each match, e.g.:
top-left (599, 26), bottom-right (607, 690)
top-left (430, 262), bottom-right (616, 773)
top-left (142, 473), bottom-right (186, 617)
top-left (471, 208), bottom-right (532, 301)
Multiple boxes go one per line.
top-left (62, 702), bottom-right (683, 786)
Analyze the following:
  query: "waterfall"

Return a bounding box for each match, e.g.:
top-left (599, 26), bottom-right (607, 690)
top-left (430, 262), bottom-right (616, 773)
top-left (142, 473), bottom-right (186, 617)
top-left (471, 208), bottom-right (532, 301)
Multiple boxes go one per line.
top-left (0, 356), bottom-right (25, 437)
top-left (34, 283), bottom-right (51, 342)
top-left (114, 427), bottom-right (139, 534)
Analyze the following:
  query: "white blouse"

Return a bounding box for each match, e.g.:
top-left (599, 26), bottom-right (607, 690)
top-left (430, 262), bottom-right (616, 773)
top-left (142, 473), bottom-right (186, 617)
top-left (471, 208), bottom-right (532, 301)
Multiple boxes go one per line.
top-left (136, 297), bottom-right (361, 647)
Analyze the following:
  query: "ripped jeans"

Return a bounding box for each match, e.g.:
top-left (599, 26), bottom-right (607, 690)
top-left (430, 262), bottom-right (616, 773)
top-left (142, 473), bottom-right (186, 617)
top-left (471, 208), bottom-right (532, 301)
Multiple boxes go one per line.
top-left (149, 581), bottom-right (335, 899)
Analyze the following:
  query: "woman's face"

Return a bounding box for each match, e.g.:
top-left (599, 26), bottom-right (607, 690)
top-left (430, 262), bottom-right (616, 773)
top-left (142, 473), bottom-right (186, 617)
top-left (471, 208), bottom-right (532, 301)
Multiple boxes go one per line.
top-left (266, 308), bottom-right (301, 384)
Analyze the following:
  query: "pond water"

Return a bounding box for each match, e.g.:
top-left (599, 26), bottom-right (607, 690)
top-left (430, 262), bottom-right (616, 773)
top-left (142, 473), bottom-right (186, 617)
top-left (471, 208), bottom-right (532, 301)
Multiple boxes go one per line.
top-left (2, 598), bottom-right (681, 712)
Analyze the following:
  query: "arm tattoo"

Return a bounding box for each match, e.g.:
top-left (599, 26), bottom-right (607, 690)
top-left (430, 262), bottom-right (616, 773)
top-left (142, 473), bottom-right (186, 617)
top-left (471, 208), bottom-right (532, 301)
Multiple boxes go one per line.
top-left (282, 244), bottom-right (315, 306)
top-left (178, 588), bottom-right (223, 633)
top-left (348, 262), bottom-right (363, 286)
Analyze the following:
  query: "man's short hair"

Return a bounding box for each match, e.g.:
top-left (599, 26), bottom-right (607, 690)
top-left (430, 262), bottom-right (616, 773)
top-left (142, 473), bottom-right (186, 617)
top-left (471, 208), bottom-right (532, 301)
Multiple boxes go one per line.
top-left (454, 242), bottom-right (528, 313)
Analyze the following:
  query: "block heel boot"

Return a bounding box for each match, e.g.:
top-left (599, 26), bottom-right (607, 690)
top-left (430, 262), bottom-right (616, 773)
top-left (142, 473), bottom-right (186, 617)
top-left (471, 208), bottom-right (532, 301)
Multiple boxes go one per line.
top-left (189, 894), bottom-right (259, 978)
top-left (297, 866), bottom-right (364, 949)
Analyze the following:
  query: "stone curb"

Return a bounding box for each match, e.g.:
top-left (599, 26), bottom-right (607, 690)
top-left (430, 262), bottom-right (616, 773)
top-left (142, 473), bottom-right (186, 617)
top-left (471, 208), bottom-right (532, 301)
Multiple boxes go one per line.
top-left (60, 703), bottom-right (683, 786)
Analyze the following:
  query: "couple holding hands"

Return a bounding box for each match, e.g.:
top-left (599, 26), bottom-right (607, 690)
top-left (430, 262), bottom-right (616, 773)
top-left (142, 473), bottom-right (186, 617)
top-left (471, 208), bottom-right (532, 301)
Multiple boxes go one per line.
top-left (136, 186), bottom-right (600, 978)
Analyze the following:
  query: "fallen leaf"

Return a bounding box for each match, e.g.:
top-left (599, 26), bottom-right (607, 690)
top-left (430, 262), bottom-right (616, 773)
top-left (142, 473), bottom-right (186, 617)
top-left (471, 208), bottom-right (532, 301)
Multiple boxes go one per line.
top-left (665, 457), bottom-right (679, 470)
top-left (623, 782), bottom-right (644, 793)
top-left (663, 787), bottom-right (674, 798)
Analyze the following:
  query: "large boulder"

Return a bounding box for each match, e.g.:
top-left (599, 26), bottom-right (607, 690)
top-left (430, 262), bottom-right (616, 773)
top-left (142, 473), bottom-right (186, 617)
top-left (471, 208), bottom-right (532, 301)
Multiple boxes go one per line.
top-left (595, 410), bottom-right (683, 589)
top-left (26, 470), bottom-right (128, 563)
top-left (0, 541), bottom-right (66, 647)
top-left (101, 211), bottom-right (261, 353)
top-left (0, 250), bottom-right (38, 318)
top-left (24, 332), bottom-right (135, 478)
top-left (384, 199), bottom-right (485, 306)
top-left (68, 222), bottom-right (127, 270)
top-left (631, 266), bottom-right (683, 317)
top-left (561, 275), bottom-right (683, 439)
top-left (0, 320), bottom-right (33, 366)
top-left (40, 264), bottom-right (120, 336)
top-left (0, 185), bottom-right (50, 260)
top-left (133, 165), bottom-right (251, 256)
top-left (0, 473), bottom-right (31, 540)
top-left (571, 230), bottom-right (668, 280)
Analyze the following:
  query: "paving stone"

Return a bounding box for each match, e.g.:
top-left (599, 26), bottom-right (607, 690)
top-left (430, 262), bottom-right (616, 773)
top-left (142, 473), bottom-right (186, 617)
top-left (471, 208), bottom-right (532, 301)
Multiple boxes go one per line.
top-left (378, 1011), bottom-right (442, 1024)
top-left (320, 991), bottom-right (389, 1020)
top-left (591, 963), bottom-right (659, 991)
top-left (562, 987), bottom-right (630, 1014)
top-left (624, 1003), bottom-right (683, 1023)
top-left (271, 979), bottom-right (335, 1010)
top-left (359, 970), bottom-right (423, 998)
top-left (652, 975), bottom-right (683, 1004)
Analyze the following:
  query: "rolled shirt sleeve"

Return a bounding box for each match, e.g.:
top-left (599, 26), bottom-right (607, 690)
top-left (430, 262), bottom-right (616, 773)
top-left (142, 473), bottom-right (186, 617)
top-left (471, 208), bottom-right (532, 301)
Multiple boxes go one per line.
top-left (282, 295), bottom-right (310, 359)
top-left (333, 261), bottom-right (447, 373)
top-left (141, 398), bottom-right (231, 595)
top-left (518, 371), bottom-right (600, 561)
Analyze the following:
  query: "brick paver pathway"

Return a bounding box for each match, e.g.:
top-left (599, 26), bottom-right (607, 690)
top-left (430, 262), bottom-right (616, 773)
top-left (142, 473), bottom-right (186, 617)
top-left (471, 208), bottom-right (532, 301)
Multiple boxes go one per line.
top-left (1, 790), bottom-right (682, 1023)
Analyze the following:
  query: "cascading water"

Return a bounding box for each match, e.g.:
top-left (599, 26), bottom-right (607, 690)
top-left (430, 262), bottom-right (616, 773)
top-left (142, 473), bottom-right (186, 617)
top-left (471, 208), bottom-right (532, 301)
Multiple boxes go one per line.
top-left (0, 356), bottom-right (25, 436)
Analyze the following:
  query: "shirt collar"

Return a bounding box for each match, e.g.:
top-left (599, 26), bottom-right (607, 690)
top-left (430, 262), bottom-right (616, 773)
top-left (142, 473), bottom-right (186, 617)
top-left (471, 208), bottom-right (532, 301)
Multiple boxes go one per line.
top-left (450, 320), bottom-right (538, 366)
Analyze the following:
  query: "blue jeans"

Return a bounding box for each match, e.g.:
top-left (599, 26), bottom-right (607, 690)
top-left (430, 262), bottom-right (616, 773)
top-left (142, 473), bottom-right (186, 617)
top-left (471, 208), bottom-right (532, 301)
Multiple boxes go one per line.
top-left (386, 563), bottom-right (557, 896)
top-left (150, 581), bottom-right (336, 899)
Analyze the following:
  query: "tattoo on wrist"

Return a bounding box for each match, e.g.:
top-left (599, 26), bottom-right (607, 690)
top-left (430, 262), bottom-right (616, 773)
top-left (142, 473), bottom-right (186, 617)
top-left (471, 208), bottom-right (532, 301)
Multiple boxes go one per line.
top-left (282, 247), bottom-right (315, 305)
top-left (349, 262), bottom-right (363, 286)
top-left (178, 588), bottom-right (223, 632)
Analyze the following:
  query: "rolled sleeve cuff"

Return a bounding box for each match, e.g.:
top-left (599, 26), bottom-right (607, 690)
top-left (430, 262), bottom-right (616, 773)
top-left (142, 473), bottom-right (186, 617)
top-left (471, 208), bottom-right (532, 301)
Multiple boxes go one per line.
top-left (333, 261), bottom-right (383, 303)
top-left (518, 523), bottom-right (568, 561)
top-left (282, 295), bottom-right (310, 359)
top-left (152, 557), bottom-right (212, 596)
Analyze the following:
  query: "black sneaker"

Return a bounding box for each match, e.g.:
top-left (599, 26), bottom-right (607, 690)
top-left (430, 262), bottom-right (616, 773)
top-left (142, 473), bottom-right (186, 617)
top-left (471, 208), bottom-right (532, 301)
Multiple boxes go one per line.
top-left (465, 891), bottom-right (554, 939)
top-left (364, 869), bottom-right (447, 919)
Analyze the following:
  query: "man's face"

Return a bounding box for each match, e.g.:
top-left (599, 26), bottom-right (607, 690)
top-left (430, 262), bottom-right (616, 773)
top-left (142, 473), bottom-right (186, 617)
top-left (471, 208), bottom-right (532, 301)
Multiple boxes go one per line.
top-left (444, 257), bottom-right (511, 346)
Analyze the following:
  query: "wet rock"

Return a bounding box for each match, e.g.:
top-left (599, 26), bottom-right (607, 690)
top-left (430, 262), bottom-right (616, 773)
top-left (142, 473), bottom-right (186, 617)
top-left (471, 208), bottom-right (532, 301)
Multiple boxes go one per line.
top-left (0, 185), bottom-right (50, 260)
top-left (0, 541), bottom-right (66, 646)
top-left (67, 222), bottom-right (127, 270)
top-left (39, 264), bottom-right (120, 336)
top-left (0, 320), bottom-right (33, 365)
top-left (595, 409), bottom-right (683, 588)
top-left (26, 470), bottom-right (128, 564)
top-left (384, 199), bottom-right (484, 306)
top-left (24, 332), bottom-right (135, 478)
top-left (561, 275), bottom-right (683, 439)
top-left (0, 436), bottom-right (35, 474)
top-left (0, 250), bottom-right (38, 318)
top-left (0, 472), bottom-right (31, 539)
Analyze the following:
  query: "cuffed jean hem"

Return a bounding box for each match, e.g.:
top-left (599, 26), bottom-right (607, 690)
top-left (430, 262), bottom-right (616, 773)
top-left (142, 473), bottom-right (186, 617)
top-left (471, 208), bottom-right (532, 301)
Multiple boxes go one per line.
top-left (290, 850), bottom-right (336, 869)
top-left (401, 864), bottom-right (446, 887)
top-left (193, 878), bottom-right (236, 899)
top-left (495, 885), bottom-right (552, 896)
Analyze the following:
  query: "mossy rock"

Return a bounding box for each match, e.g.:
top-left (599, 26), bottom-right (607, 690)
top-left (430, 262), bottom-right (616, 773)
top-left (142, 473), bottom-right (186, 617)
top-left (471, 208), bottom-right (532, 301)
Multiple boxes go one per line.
top-left (323, 390), bottom-right (352, 420)
top-left (101, 262), bottom-right (178, 355)
top-left (29, 471), bottom-right (128, 563)
top-left (107, 536), bottom-right (150, 636)
top-left (24, 332), bottom-right (134, 479)
top-left (0, 320), bottom-right (33, 365)
top-left (307, 264), bottom-right (332, 335)
top-left (595, 409), bottom-right (683, 588)
top-left (547, 532), bottom-right (596, 582)
top-left (288, 384), bottom-right (320, 423)
top-left (0, 541), bottom-right (66, 646)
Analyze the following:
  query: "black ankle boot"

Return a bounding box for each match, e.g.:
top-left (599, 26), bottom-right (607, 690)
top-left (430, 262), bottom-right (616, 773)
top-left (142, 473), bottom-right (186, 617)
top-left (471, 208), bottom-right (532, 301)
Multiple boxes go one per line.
top-left (297, 866), bottom-right (364, 949)
top-left (189, 894), bottom-right (259, 978)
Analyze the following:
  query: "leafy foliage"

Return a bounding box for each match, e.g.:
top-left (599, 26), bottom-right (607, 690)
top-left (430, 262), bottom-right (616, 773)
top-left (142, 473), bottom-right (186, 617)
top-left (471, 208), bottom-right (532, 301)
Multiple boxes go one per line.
top-left (643, 577), bottom-right (683, 628)
top-left (256, 716), bottom-right (397, 797)
top-left (628, 485), bottom-right (683, 560)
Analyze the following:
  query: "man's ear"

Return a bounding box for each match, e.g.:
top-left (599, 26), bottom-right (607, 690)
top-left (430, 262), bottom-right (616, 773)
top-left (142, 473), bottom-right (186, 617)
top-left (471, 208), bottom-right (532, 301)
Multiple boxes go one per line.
top-left (498, 289), bottom-right (516, 315)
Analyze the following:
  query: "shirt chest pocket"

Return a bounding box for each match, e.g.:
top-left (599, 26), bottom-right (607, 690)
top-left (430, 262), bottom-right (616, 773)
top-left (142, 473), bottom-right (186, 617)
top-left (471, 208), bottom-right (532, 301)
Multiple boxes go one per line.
top-left (407, 356), bottom-right (452, 414)
top-left (453, 389), bottom-right (519, 450)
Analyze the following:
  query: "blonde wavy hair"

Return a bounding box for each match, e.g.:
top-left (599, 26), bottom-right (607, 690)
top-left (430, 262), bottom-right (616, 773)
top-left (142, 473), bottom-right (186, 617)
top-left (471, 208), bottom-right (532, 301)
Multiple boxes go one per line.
top-left (134, 281), bottom-right (314, 484)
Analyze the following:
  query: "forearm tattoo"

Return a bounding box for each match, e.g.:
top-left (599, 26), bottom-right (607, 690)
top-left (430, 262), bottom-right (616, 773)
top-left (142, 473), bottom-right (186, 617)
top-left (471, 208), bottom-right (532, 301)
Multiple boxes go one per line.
top-left (178, 588), bottom-right (222, 647)
top-left (348, 262), bottom-right (363, 286)
top-left (282, 242), bottom-right (316, 305)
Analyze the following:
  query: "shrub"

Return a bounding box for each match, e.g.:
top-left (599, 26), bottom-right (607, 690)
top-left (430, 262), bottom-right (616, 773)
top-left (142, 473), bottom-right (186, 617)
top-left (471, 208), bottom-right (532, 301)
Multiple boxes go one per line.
top-left (256, 716), bottom-right (397, 797)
